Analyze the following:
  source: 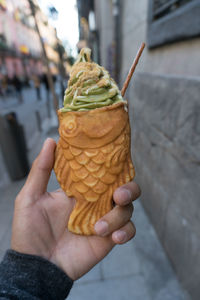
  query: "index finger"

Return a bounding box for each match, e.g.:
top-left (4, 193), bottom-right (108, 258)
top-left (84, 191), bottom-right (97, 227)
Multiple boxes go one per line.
top-left (113, 181), bottom-right (141, 206)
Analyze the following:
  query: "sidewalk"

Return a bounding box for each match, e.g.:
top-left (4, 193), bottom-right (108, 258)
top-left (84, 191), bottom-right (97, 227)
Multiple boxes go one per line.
top-left (0, 130), bottom-right (190, 300)
top-left (0, 84), bottom-right (61, 149)
top-left (0, 83), bottom-right (61, 189)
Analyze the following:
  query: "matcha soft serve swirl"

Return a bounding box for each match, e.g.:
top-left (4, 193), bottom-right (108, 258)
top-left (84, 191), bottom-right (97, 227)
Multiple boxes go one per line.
top-left (61, 48), bottom-right (125, 112)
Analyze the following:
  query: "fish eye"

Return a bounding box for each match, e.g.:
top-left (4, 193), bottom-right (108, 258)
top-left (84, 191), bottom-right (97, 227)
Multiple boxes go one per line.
top-left (67, 120), bottom-right (76, 132)
top-left (61, 115), bottom-right (78, 137)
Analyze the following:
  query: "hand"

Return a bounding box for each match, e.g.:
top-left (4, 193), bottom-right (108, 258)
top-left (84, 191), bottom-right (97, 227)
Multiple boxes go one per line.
top-left (11, 138), bottom-right (141, 280)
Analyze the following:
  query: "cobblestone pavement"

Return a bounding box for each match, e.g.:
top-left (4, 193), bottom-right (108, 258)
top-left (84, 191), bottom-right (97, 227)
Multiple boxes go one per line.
top-left (0, 128), bottom-right (190, 300)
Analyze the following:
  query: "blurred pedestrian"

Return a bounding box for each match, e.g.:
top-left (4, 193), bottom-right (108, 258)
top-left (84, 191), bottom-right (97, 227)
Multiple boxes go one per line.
top-left (42, 73), bottom-right (49, 100)
top-left (12, 75), bottom-right (23, 103)
top-left (1, 74), bottom-right (8, 96)
top-left (32, 74), bottom-right (41, 100)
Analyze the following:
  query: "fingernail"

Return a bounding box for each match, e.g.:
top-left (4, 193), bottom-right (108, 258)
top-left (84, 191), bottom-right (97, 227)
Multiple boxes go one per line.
top-left (94, 221), bottom-right (109, 236)
top-left (115, 231), bottom-right (127, 243)
top-left (121, 189), bottom-right (132, 204)
top-left (41, 139), bottom-right (49, 153)
top-left (43, 138), bottom-right (52, 149)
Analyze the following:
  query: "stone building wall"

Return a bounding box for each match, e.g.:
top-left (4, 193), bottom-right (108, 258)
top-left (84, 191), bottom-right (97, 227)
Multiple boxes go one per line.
top-left (94, 0), bottom-right (114, 67)
top-left (94, 0), bottom-right (200, 299)
top-left (129, 74), bottom-right (200, 300)
top-left (120, 0), bottom-right (200, 82)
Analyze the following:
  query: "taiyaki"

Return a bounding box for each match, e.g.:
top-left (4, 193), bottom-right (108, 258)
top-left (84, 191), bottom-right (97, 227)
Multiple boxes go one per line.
top-left (54, 48), bottom-right (135, 235)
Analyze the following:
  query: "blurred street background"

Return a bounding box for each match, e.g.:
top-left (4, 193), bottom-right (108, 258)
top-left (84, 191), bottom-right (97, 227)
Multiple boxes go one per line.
top-left (0, 0), bottom-right (200, 299)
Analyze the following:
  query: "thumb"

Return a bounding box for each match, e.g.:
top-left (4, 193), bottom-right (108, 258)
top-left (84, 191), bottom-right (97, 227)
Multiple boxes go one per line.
top-left (24, 138), bottom-right (56, 198)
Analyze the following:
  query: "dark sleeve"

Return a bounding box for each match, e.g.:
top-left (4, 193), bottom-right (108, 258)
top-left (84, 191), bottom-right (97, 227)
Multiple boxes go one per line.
top-left (0, 250), bottom-right (73, 300)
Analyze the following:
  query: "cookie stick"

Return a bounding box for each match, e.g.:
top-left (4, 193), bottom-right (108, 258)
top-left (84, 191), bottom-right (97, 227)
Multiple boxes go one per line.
top-left (121, 42), bottom-right (145, 97)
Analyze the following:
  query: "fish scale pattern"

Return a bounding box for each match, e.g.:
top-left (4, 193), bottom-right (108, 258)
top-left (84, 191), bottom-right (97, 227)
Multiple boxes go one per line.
top-left (54, 120), bottom-right (135, 235)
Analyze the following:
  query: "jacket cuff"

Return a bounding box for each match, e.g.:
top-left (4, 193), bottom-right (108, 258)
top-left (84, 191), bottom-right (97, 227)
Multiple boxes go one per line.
top-left (0, 250), bottom-right (73, 300)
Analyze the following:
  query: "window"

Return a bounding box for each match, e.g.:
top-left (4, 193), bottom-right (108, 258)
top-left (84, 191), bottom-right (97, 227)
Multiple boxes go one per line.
top-left (147, 0), bottom-right (200, 48)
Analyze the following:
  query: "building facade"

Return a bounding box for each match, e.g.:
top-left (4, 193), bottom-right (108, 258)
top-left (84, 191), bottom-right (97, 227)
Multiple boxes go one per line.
top-left (76, 0), bottom-right (100, 63)
top-left (0, 0), bottom-right (59, 81)
top-left (90, 0), bottom-right (200, 299)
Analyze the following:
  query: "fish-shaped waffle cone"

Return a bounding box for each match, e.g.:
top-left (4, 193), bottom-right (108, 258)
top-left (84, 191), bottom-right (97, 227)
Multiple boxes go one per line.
top-left (54, 101), bottom-right (135, 235)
